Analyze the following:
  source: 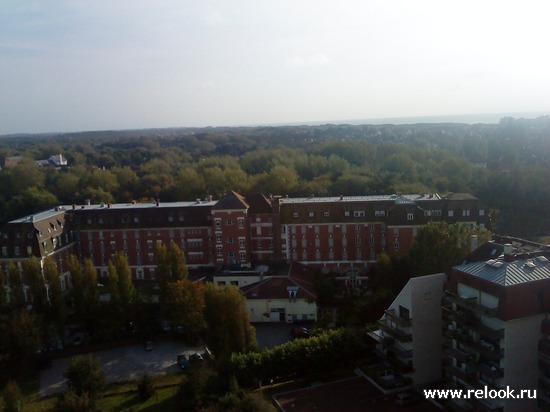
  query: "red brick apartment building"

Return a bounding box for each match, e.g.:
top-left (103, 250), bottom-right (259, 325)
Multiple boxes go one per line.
top-left (0, 191), bottom-right (488, 291)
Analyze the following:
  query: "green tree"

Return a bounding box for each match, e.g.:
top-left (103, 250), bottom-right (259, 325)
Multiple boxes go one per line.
top-left (0, 266), bottom-right (8, 310)
top-left (408, 222), bottom-right (492, 276)
top-left (2, 380), bottom-right (23, 412)
top-left (113, 251), bottom-right (134, 310)
top-left (44, 258), bottom-right (66, 336)
top-left (24, 257), bottom-right (47, 314)
top-left (7, 264), bottom-right (25, 311)
top-left (165, 279), bottom-right (206, 343)
top-left (54, 390), bottom-right (93, 412)
top-left (64, 354), bottom-right (106, 403)
top-left (204, 284), bottom-right (258, 367)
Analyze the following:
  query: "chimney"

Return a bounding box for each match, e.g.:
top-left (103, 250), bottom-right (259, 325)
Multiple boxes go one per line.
top-left (208, 195), bottom-right (213, 202)
top-left (132, 200), bottom-right (137, 204)
top-left (503, 243), bottom-right (513, 255)
top-left (107, 203), bottom-right (111, 208)
top-left (156, 199), bottom-right (160, 207)
top-left (85, 199), bottom-right (91, 206)
top-left (55, 206), bottom-right (60, 211)
top-left (72, 204), bottom-right (76, 210)
top-left (470, 235), bottom-right (478, 252)
top-left (340, 195), bottom-right (344, 200)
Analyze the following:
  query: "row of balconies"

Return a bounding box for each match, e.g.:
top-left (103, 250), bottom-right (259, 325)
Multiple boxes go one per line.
top-left (377, 318), bottom-right (412, 343)
top-left (442, 306), bottom-right (504, 340)
top-left (384, 308), bottom-right (412, 327)
top-left (445, 329), bottom-right (504, 360)
top-left (445, 347), bottom-right (504, 379)
top-left (443, 290), bottom-right (498, 317)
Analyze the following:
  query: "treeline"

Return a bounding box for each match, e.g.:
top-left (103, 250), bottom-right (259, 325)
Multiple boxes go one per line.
top-left (1, 116), bottom-right (550, 236)
top-left (0, 243), bottom-right (257, 380)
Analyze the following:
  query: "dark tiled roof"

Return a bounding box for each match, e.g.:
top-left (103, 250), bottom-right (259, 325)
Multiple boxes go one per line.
top-left (241, 276), bottom-right (317, 300)
top-left (213, 191), bottom-right (249, 210)
top-left (245, 192), bottom-right (272, 214)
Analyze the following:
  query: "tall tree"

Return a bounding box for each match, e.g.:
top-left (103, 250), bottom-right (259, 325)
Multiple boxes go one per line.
top-left (165, 279), bottom-right (205, 343)
top-left (44, 258), bottom-right (66, 336)
top-left (24, 257), bottom-right (47, 315)
top-left (204, 284), bottom-right (258, 366)
top-left (0, 267), bottom-right (7, 310)
top-left (7, 263), bottom-right (25, 311)
top-left (113, 251), bottom-right (134, 310)
top-left (408, 222), bottom-right (492, 276)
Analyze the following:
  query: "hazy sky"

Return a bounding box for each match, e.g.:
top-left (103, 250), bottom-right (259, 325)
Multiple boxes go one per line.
top-left (2, 0), bottom-right (550, 134)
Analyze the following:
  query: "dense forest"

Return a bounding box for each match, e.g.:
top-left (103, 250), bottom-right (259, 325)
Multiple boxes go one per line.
top-left (1, 116), bottom-right (549, 238)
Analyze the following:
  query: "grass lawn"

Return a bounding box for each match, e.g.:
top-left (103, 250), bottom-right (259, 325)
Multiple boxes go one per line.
top-left (8, 373), bottom-right (186, 412)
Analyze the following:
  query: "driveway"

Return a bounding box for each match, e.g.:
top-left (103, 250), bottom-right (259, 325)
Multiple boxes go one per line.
top-left (253, 322), bottom-right (299, 349)
top-left (39, 340), bottom-right (202, 396)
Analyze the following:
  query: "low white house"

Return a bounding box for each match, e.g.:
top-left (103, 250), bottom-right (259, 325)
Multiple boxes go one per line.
top-left (239, 263), bottom-right (318, 323)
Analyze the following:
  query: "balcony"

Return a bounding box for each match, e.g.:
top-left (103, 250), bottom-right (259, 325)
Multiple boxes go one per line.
top-left (444, 290), bottom-right (498, 317)
top-left (384, 308), bottom-right (411, 327)
top-left (540, 339), bottom-right (550, 358)
top-left (442, 306), bottom-right (504, 340)
top-left (378, 319), bottom-right (412, 343)
top-left (445, 364), bottom-right (477, 384)
top-left (447, 330), bottom-right (504, 360)
top-left (366, 327), bottom-right (395, 346)
top-left (374, 348), bottom-right (414, 373)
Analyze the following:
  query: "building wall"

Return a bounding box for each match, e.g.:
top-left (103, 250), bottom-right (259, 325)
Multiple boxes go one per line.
top-left (409, 273), bottom-right (446, 386)
top-left (246, 298), bottom-right (317, 323)
top-left (212, 209), bottom-right (250, 268)
top-left (503, 314), bottom-right (545, 412)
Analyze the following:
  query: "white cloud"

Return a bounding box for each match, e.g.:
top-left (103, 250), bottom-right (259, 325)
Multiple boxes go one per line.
top-left (284, 53), bottom-right (330, 69)
top-left (203, 11), bottom-right (226, 27)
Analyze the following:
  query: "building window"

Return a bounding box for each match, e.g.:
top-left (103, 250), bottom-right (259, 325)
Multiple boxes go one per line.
top-left (216, 233), bottom-right (222, 243)
top-left (14, 247), bottom-right (20, 257)
top-left (133, 217), bottom-right (140, 223)
top-left (148, 253), bottom-right (154, 262)
top-left (448, 210), bottom-right (454, 217)
top-left (315, 226), bottom-right (320, 234)
top-left (394, 239), bottom-right (400, 250)
top-left (238, 218), bottom-right (244, 228)
top-left (215, 219), bottom-right (221, 229)
top-left (217, 246), bottom-right (223, 256)
top-left (479, 209), bottom-right (485, 216)
top-left (407, 213), bottom-right (414, 220)
top-left (308, 212), bottom-right (315, 218)
top-left (240, 251), bottom-right (246, 260)
top-left (344, 211), bottom-right (350, 217)
top-left (355, 235), bottom-right (361, 245)
top-left (226, 219), bottom-right (234, 225)
top-left (293, 212), bottom-right (299, 218)
top-left (353, 211), bottom-right (365, 217)
top-left (227, 237), bottom-right (234, 244)
top-left (1, 247), bottom-right (7, 257)
top-left (324, 211), bottom-right (330, 217)
top-left (228, 252), bottom-right (235, 258)
top-left (239, 238), bottom-right (246, 248)
top-left (375, 210), bottom-right (385, 217)
top-left (463, 209), bottom-right (470, 217)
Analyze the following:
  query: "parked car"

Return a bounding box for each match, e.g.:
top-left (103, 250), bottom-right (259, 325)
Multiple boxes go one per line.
top-left (189, 352), bottom-right (203, 363)
top-left (291, 327), bottom-right (310, 339)
top-left (177, 354), bottom-right (189, 369)
top-left (144, 341), bottom-right (154, 351)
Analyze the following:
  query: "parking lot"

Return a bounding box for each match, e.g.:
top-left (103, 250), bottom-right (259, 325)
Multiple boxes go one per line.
top-left (39, 323), bottom-right (301, 396)
top-left (39, 340), bottom-right (202, 396)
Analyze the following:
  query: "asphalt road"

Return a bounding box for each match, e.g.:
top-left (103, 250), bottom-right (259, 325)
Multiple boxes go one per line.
top-left (39, 340), bottom-right (202, 396)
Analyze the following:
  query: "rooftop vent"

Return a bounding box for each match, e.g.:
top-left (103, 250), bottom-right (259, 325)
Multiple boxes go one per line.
top-left (525, 261), bottom-right (536, 269)
top-left (536, 256), bottom-right (549, 264)
top-left (485, 259), bottom-right (504, 268)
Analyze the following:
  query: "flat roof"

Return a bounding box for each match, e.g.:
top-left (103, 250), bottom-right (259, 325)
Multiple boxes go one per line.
top-left (278, 193), bottom-right (451, 204)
